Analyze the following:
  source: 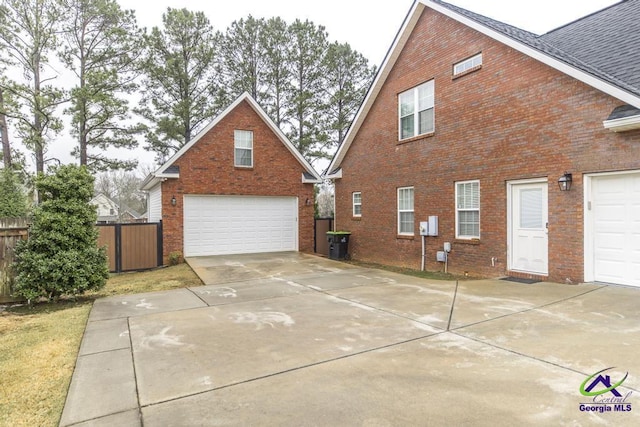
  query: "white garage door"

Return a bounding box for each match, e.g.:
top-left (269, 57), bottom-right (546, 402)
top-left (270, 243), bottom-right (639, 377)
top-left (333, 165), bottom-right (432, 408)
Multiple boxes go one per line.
top-left (591, 172), bottom-right (640, 287)
top-left (183, 195), bottom-right (298, 257)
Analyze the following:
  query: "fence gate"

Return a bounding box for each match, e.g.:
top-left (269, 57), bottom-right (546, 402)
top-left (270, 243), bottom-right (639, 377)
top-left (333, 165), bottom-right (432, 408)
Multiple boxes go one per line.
top-left (0, 218), bottom-right (29, 303)
top-left (97, 222), bottom-right (163, 273)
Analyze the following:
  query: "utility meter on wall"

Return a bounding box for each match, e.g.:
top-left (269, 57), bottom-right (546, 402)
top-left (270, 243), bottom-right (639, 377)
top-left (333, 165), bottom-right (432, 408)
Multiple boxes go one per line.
top-left (419, 221), bottom-right (429, 236)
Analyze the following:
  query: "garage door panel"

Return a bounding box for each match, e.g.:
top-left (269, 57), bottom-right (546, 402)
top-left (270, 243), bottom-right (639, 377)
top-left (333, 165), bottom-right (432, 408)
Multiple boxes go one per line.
top-left (184, 196), bottom-right (298, 257)
top-left (592, 172), bottom-right (640, 287)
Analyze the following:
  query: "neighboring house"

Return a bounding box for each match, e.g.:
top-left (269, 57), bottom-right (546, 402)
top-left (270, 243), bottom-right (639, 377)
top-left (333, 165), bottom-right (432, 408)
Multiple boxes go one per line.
top-left (91, 194), bottom-right (120, 223)
top-left (91, 194), bottom-right (143, 224)
top-left (325, 0), bottom-right (640, 287)
top-left (141, 92), bottom-right (321, 262)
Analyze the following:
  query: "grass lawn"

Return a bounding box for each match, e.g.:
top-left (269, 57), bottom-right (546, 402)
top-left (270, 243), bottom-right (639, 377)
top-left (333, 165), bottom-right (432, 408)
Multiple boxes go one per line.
top-left (0, 263), bottom-right (203, 427)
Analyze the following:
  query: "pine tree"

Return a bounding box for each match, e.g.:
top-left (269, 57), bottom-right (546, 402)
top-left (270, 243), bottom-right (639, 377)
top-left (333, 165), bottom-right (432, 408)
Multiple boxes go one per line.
top-left (60, 0), bottom-right (143, 171)
top-left (0, 0), bottom-right (65, 174)
top-left (137, 8), bottom-right (224, 162)
top-left (222, 16), bottom-right (267, 101)
top-left (0, 168), bottom-right (27, 217)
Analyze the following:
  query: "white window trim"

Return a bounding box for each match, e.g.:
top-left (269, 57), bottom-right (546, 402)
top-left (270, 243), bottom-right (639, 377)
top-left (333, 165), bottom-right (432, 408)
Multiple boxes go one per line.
top-left (398, 80), bottom-right (434, 141)
top-left (234, 130), bottom-right (253, 168)
top-left (352, 192), bottom-right (362, 217)
top-left (455, 180), bottom-right (480, 239)
top-left (397, 186), bottom-right (414, 236)
top-left (453, 53), bottom-right (483, 76)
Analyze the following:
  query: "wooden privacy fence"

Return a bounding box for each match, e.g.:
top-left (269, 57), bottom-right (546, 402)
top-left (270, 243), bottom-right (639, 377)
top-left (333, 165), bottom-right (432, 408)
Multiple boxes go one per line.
top-left (97, 222), bottom-right (163, 273)
top-left (1, 218), bottom-right (29, 303)
top-left (314, 218), bottom-right (333, 256)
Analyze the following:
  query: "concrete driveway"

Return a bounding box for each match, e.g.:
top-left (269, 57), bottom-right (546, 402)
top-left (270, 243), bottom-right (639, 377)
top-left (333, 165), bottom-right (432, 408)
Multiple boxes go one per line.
top-left (61, 252), bottom-right (640, 426)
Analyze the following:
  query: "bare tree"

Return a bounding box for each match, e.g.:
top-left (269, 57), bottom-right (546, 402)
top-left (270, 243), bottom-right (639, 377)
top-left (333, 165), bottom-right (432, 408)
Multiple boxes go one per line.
top-left (94, 169), bottom-right (146, 218)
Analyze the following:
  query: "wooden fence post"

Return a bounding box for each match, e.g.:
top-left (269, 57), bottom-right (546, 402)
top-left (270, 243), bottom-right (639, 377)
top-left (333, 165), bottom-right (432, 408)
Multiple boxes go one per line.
top-left (0, 217), bottom-right (29, 303)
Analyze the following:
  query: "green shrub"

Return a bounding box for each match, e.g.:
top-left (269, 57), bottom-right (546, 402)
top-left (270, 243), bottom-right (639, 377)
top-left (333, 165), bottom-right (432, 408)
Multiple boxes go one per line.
top-left (0, 168), bottom-right (28, 217)
top-left (13, 165), bottom-right (109, 302)
top-left (168, 251), bottom-right (183, 266)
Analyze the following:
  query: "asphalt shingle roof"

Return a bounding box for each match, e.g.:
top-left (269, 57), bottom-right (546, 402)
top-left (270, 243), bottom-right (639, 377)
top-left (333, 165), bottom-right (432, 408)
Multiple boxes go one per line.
top-left (432, 0), bottom-right (640, 98)
top-left (541, 0), bottom-right (640, 94)
top-left (164, 165), bottom-right (179, 174)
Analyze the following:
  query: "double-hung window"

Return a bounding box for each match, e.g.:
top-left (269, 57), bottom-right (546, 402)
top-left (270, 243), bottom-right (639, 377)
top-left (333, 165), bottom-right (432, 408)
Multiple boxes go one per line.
top-left (397, 187), bottom-right (414, 235)
top-left (234, 130), bottom-right (253, 167)
top-left (399, 80), bottom-right (434, 140)
top-left (456, 180), bottom-right (480, 239)
top-left (352, 192), bottom-right (362, 217)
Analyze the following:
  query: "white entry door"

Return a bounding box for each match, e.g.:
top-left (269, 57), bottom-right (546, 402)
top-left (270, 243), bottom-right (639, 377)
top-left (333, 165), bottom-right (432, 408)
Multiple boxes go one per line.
top-left (509, 181), bottom-right (548, 275)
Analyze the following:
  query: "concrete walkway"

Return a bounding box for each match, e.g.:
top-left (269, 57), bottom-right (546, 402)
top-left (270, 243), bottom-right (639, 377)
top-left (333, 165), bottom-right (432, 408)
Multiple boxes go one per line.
top-left (60, 252), bottom-right (640, 426)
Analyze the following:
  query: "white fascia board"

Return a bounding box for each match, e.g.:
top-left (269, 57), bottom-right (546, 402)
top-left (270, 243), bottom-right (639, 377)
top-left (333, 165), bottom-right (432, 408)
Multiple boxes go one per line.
top-left (603, 115), bottom-right (640, 132)
top-left (329, 0), bottom-right (640, 173)
top-left (154, 94), bottom-right (248, 176)
top-left (327, 1), bottom-right (425, 173)
top-left (154, 92), bottom-right (322, 183)
top-left (141, 177), bottom-right (160, 192)
top-left (156, 173), bottom-right (179, 179)
top-left (423, 0), bottom-right (640, 109)
top-left (323, 168), bottom-right (343, 180)
top-left (243, 96), bottom-right (323, 182)
top-left (140, 173), bottom-right (179, 191)
top-left (302, 173), bottom-right (322, 184)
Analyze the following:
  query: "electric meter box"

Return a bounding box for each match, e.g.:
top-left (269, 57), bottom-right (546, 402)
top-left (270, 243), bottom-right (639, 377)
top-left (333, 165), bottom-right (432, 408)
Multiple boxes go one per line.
top-left (419, 222), bottom-right (429, 236)
top-left (427, 216), bottom-right (438, 236)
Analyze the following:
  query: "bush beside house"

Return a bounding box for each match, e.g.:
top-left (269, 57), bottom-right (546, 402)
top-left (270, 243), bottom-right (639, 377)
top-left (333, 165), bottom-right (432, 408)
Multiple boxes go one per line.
top-left (13, 165), bottom-right (109, 302)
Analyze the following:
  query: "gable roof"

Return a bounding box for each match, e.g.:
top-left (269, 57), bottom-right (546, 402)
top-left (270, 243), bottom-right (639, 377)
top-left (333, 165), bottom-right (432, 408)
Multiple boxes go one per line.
top-left (90, 193), bottom-right (141, 221)
top-left (141, 92), bottom-right (321, 190)
top-left (326, 0), bottom-right (640, 176)
top-left (90, 193), bottom-right (119, 211)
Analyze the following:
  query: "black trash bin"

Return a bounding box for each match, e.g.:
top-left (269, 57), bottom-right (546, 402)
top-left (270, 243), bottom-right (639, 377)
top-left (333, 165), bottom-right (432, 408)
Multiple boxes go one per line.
top-left (327, 231), bottom-right (351, 260)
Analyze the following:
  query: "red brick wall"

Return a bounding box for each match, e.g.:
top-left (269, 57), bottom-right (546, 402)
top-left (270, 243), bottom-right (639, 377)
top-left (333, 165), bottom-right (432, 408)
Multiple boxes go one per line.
top-left (335, 8), bottom-right (640, 283)
top-left (161, 100), bottom-right (315, 261)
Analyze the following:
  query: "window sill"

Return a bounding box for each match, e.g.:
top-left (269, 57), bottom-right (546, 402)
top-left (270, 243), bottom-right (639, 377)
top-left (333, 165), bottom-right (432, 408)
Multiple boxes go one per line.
top-left (234, 166), bottom-right (254, 171)
top-left (397, 234), bottom-right (415, 240)
top-left (351, 216), bottom-right (362, 221)
top-left (397, 132), bottom-right (435, 145)
top-left (452, 65), bottom-right (482, 80)
top-left (454, 238), bottom-right (480, 245)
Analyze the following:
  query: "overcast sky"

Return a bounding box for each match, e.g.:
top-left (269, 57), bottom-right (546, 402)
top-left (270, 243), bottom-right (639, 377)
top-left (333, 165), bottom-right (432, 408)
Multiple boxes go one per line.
top-left (41, 0), bottom-right (619, 171)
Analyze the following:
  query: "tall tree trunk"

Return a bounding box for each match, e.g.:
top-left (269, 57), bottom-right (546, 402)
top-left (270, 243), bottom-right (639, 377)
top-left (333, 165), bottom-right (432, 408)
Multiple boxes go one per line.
top-left (80, 116), bottom-right (88, 165)
top-left (0, 87), bottom-right (11, 168)
top-left (79, 57), bottom-right (88, 166)
top-left (34, 56), bottom-right (44, 174)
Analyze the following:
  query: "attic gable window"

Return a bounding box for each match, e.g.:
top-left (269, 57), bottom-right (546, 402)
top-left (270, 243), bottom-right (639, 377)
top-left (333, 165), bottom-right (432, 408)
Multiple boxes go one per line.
top-left (399, 80), bottom-right (434, 140)
top-left (234, 130), bottom-right (253, 167)
top-left (453, 53), bottom-right (482, 76)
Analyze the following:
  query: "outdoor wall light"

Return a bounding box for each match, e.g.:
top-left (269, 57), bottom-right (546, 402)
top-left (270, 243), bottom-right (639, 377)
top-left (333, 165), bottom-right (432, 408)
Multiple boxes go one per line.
top-left (171, 195), bottom-right (177, 206)
top-left (558, 172), bottom-right (573, 192)
top-left (305, 198), bottom-right (312, 206)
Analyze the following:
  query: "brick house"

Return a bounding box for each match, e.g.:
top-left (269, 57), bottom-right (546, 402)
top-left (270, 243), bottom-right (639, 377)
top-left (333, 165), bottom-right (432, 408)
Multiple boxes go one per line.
top-left (141, 92), bottom-right (321, 261)
top-left (325, 0), bottom-right (640, 286)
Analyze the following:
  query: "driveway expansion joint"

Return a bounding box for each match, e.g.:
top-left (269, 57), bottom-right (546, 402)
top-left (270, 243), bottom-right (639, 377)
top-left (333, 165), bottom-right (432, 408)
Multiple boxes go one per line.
top-left (61, 253), bottom-right (640, 426)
